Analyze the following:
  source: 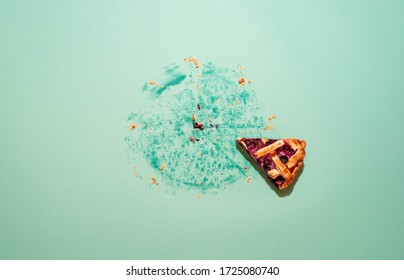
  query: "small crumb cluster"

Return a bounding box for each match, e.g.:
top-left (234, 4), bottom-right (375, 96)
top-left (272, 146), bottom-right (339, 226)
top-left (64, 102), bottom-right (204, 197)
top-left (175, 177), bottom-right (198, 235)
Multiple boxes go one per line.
top-left (148, 80), bottom-right (165, 88)
top-left (244, 166), bottom-right (252, 183)
top-left (150, 176), bottom-right (159, 186)
top-left (183, 56), bottom-right (201, 68)
top-left (237, 65), bottom-right (252, 86)
top-left (264, 115), bottom-right (277, 131)
top-left (189, 104), bottom-right (220, 142)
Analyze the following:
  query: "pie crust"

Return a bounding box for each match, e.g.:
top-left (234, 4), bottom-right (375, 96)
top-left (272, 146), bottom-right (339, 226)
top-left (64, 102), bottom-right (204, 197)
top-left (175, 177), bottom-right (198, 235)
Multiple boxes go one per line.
top-left (236, 138), bottom-right (306, 190)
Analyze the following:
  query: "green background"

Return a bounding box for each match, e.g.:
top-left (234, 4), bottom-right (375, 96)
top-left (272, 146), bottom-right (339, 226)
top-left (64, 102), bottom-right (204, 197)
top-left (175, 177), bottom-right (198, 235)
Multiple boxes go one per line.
top-left (1, 0), bottom-right (403, 259)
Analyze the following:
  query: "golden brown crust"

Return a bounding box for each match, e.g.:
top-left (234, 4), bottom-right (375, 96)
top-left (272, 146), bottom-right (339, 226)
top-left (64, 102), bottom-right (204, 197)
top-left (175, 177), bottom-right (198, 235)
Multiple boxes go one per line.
top-left (253, 140), bottom-right (283, 158)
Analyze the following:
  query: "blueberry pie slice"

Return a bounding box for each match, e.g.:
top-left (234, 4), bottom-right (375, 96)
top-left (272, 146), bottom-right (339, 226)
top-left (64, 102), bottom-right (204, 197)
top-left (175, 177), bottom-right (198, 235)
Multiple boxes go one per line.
top-left (236, 138), bottom-right (306, 190)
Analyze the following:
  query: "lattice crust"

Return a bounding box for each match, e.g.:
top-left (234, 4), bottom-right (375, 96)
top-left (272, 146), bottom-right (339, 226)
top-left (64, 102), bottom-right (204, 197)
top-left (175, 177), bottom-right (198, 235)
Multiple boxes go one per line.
top-left (237, 138), bottom-right (306, 190)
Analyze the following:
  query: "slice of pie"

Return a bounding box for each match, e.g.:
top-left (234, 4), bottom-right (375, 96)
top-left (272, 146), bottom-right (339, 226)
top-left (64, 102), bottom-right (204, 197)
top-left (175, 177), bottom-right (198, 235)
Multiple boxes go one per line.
top-left (236, 138), bottom-right (306, 190)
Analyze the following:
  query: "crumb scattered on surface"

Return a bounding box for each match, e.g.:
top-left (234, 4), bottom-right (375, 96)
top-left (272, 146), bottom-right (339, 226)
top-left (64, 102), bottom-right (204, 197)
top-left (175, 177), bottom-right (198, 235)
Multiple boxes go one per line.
top-left (238, 77), bottom-right (245, 86)
top-left (192, 114), bottom-right (196, 121)
top-left (150, 176), bottom-right (159, 186)
top-left (216, 136), bottom-right (220, 141)
top-left (243, 166), bottom-right (252, 183)
top-left (159, 163), bottom-right (167, 171)
top-left (130, 124), bottom-right (137, 130)
top-left (149, 80), bottom-right (156, 85)
top-left (184, 57), bottom-right (201, 68)
top-left (264, 115), bottom-right (277, 131)
top-left (195, 194), bottom-right (202, 198)
top-left (264, 123), bottom-right (274, 131)
top-left (248, 80), bottom-right (251, 84)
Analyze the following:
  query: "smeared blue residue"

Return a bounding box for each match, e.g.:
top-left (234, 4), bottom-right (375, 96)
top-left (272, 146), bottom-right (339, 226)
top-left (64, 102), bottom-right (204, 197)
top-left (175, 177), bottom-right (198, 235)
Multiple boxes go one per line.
top-left (126, 60), bottom-right (277, 192)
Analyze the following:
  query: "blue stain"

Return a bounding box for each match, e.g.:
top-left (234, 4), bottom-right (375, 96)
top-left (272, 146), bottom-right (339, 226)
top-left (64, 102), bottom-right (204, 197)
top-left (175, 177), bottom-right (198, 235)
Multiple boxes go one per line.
top-left (156, 73), bottom-right (186, 94)
top-left (126, 60), bottom-right (274, 192)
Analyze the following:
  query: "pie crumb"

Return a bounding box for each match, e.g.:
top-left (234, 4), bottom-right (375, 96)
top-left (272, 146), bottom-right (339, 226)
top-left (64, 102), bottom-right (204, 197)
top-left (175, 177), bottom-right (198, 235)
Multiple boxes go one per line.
top-left (195, 194), bottom-right (202, 199)
top-left (184, 57), bottom-right (201, 68)
top-left (130, 124), bottom-right (137, 130)
top-left (159, 163), bottom-right (167, 171)
top-left (246, 178), bottom-right (251, 183)
top-left (149, 80), bottom-right (156, 85)
top-left (264, 115), bottom-right (277, 131)
top-left (238, 77), bottom-right (245, 86)
top-left (150, 176), bottom-right (160, 187)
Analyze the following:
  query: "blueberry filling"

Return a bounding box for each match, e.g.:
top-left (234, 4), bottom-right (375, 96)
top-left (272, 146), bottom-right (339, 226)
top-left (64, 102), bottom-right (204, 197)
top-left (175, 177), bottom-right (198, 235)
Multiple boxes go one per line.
top-left (242, 138), bottom-right (264, 153)
top-left (193, 122), bottom-right (204, 130)
top-left (265, 139), bottom-right (278, 146)
top-left (280, 143), bottom-right (295, 156)
top-left (257, 154), bottom-right (275, 172)
top-left (272, 176), bottom-right (285, 187)
top-left (279, 156), bottom-right (288, 164)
